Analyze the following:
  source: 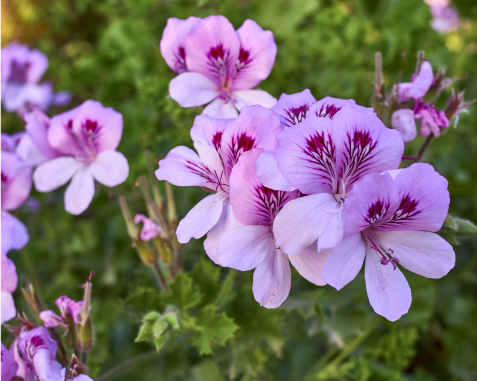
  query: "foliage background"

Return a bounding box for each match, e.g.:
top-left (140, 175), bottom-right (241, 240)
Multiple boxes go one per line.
top-left (2, 0), bottom-right (477, 380)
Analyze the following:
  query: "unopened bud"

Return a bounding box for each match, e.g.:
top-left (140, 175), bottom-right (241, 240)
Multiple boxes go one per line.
top-left (78, 272), bottom-right (94, 352)
top-left (119, 196), bottom-right (138, 239)
top-left (165, 182), bottom-right (178, 229)
top-left (135, 240), bottom-right (157, 265)
top-left (21, 281), bottom-right (45, 323)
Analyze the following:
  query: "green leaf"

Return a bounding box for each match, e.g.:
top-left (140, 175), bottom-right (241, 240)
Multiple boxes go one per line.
top-left (454, 217), bottom-right (477, 235)
top-left (153, 336), bottom-right (167, 352)
top-left (160, 273), bottom-right (203, 312)
top-left (189, 258), bottom-right (221, 305)
top-left (163, 312), bottom-right (180, 329)
top-left (192, 305), bottom-right (238, 356)
top-left (443, 214), bottom-right (458, 230)
top-left (143, 311), bottom-right (160, 323)
top-left (153, 318), bottom-right (168, 337)
top-left (191, 359), bottom-right (225, 381)
top-left (135, 322), bottom-right (153, 342)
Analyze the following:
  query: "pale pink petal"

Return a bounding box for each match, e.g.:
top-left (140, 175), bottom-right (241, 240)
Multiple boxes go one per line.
top-left (64, 167), bottom-right (95, 215)
top-left (271, 89), bottom-right (317, 127)
top-left (273, 193), bottom-right (337, 256)
top-left (375, 163), bottom-right (449, 232)
top-left (217, 225), bottom-right (274, 270)
top-left (309, 96), bottom-right (374, 119)
top-left (185, 15), bottom-right (240, 86)
top-left (194, 142), bottom-right (227, 188)
top-left (1, 252), bottom-right (18, 293)
top-left (1, 212), bottom-right (29, 253)
top-left (1, 291), bottom-right (16, 324)
top-left (229, 149), bottom-right (299, 226)
top-left (1, 132), bottom-right (25, 152)
top-left (256, 152), bottom-right (295, 191)
top-left (317, 211), bottom-right (344, 252)
top-left (190, 114), bottom-right (232, 146)
top-left (322, 233), bottom-right (366, 290)
top-left (204, 200), bottom-right (242, 264)
top-left (51, 90), bottom-right (72, 106)
top-left (364, 246), bottom-right (412, 321)
top-left (203, 98), bottom-right (238, 119)
top-left (232, 19), bottom-right (277, 90)
top-left (289, 246), bottom-right (331, 286)
top-left (232, 89), bottom-right (277, 111)
top-left (1, 152), bottom-right (32, 211)
top-left (169, 72), bottom-right (219, 108)
top-left (39, 310), bottom-right (65, 328)
top-left (23, 110), bottom-right (58, 159)
top-left (134, 214), bottom-right (162, 241)
top-left (90, 150), bottom-right (129, 187)
top-left (221, 105), bottom-right (282, 177)
top-left (32, 350), bottom-right (63, 381)
top-left (25, 48), bottom-right (49, 83)
top-left (398, 61), bottom-right (434, 101)
top-left (391, 109), bottom-right (417, 142)
top-left (160, 17), bottom-right (201, 73)
top-left (1, 342), bottom-right (19, 381)
top-left (176, 194), bottom-right (225, 243)
top-left (33, 157), bottom-right (82, 192)
top-left (16, 134), bottom-right (50, 167)
top-left (373, 230), bottom-right (455, 278)
top-left (253, 249), bottom-right (291, 308)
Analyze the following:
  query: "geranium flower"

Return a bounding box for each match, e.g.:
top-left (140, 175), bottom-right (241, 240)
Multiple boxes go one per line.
top-left (1, 152), bottom-right (31, 253)
top-left (1, 342), bottom-right (18, 381)
top-left (217, 149), bottom-right (329, 308)
top-left (322, 163), bottom-right (455, 321)
top-left (1, 132), bottom-right (26, 152)
top-left (1, 252), bottom-right (18, 324)
top-left (134, 214), bottom-right (162, 241)
top-left (39, 295), bottom-right (84, 328)
top-left (164, 15), bottom-right (277, 118)
top-left (156, 105), bottom-right (281, 262)
top-left (33, 100), bottom-right (129, 215)
top-left (271, 103), bottom-right (402, 256)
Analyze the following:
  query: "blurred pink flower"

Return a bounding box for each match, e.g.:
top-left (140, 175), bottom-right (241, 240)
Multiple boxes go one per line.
top-left (1, 342), bottom-right (19, 381)
top-left (134, 214), bottom-right (162, 241)
top-left (40, 295), bottom-right (84, 328)
top-left (1, 252), bottom-right (18, 324)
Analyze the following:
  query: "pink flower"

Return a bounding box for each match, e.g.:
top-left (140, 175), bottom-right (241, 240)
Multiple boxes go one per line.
top-left (322, 163), bottom-right (455, 321)
top-left (217, 149), bottom-right (330, 308)
top-left (156, 105), bottom-right (281, 262)
top-left (1, 252), bottom-right (18, 324)
top-left (396, 61), bottom-right (434, 103)
top-left (39, 295), bottom-right (84, 328)
top-left (16, 326), bottom-right (63, 381)
top-left (1, 132), bottom-right (26, 152)
top-left (1, 342), bottom-right (19, 381)
top-left (1, 151), bottom-right (32, 252)
top-left (134, 214), bottom-right (162, 241)
top-left (164, 16), bottom-right (277, 118)
top-left (33, 100), bottom-right (129, 215)
top-left (430, 5), bottom-right (459, 33)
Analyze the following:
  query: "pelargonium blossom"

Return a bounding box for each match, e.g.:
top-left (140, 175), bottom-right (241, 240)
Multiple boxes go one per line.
top-left (156, 105), bottom-right (281, 263)
top-left (40, 295), bottom-right (84, 328)
top-left (15, 326), bottom-right (63, 381)
top-left (1, 151), bottom-right (31, 253)
top-left (33, 100), bottom-right (129, 215)
top-left (322, 163), bottom-right (455, 321)
top-left (392, 61), bottom-right (449, 142)
top-left (165, 15), bottom-right (277, 118)
top-left (134, 214), bottom-right (162, 241)
top-left (1, 252), bottom-right (18, 324)
top-left (217, 149), bottom-right (330, 308)
top-left (2, 342), bottom-right (19, 381)
top-left (269, 103), bottom-right (403, 257)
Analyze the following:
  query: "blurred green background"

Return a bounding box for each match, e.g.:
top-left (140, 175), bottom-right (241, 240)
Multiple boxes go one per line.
top-left (2, 0), bottom-right (477, 380)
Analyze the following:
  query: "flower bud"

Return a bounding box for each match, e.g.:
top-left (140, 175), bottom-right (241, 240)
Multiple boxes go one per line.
top-left (77, 272), bottom-right (94, 352)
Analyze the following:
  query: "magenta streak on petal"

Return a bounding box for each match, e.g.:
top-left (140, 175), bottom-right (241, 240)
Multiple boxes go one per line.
top-left (185, 160), bottom-right (228, 193)
top-left (227, 133), bottom-right (256, 170)
top-left (380, 194), bottom-right (420, 228)
top-left (284, 104), bottom-right (310, 126)
top-left (366, 199), bottom-right (392, 225)
top-left (173, 46), bottom-right (187, 73)
top-left (234, 48), bottom-right (252, 73)
top-left (315, 103), bottom-right (342, 119)
top-left (212, 131), bottom-right (223, 150)
top-left (339, 130), bottom-right (377, 192)
top-left (1, 172), bottom-right (11, 205)
top-left (24, 335), bottom-right (46, 360)
top-left (65, 118), bottom-right (102, 161)
top-left (253, 185), bottom-right (289, 225)
top-left (302, 132), bottom-right (337, 191)
top-left (8, 60), bottom-right (31, 84)
top-left (207, 45), bottom-right (231, 87)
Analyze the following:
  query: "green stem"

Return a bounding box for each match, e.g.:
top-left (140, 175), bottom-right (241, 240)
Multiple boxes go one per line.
top-left (214, 269), bottom-right (237, 308)
top-left (95, 350), bottom-right (159, 381)
top-left (416, 135), bottom-right (433, 161)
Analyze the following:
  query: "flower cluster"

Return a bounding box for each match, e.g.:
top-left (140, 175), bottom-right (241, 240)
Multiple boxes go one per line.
top-left (1, 42), bottom-right (71, 114)
top-left (424, 0), bottom-right (459, 33)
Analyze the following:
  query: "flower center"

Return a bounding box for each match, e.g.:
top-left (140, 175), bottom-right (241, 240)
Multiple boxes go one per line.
top-left (9, 60), bottom-right (30, 84)
top-left (367, 235), bottom-right (399, 270)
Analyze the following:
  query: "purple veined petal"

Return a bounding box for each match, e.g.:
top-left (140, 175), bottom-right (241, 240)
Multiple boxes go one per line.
top-left (217, 225), bottom-right (275, 270)
top-left (185, 15), bottom-right (240, 87)
top-left (333, 104), bottom-right (404, 193)
top-left (317, 210), bottom-right (344, 252)
top-left (341, 172), bottom-right (400, 238)
top-left (169, 72), bottom-right (219, 108)
top-left (252, 248), bottom-right (291, 308)
top-left (39, 310), bottom-right (65, 328)
top-left (1, 291), bottom-right (16, 324)
top-left (322, 233), bottom-right (366, 290)
top-left (64, 167), bottom-right (95, 215)
top-left (1, 152), bottom-right (33, 212)
top-left (256, 152), bottom-right (295, 191)
top-left (231, 89), bottom-right (277, 111)
top-left (221, 105), bottom-right (282, 177)
top-left (48, 100), bottom-right (123, 160)
top-left (1, 252), bottom-right (18, 293)
top-left (275, 113), bottom-right (337, 194)
top-left (190, 113), bottom-right (232, 148)
top-left (90, 150), bottom-right (129, 187)
top-left (134, 214), bottom-right (162, 241)
top-left (375, 163), bottom-right (449, 232)
top-left (1, 342), bottom-right (19, 381)
top-left (232, 19), bottom-right (277, 91)
top-left (1, 212), bottom-right (29, 253)
top-left (176, 193), bottom-right (226, 244)
top-left (10, 338), bottom-right (33, 381)
top-left (364, 244), bottom-right (412, 321)
top-left (33, 157), bottom-right (83, 193)
top-left (391, 109), bottom-right (417, 142)
top-left (18, 326), bottom-right (58, 364)
top-left (56, 295), bottom-right (84, 325)
top-left (229, 149), bottom-right (299, 226)
top-left (23, 110), bottom-right (58, 159)
top-left (398, 61), bottom-right (434, 102)
top-left (415, 101), bottom-right (449, 138)
top-left (160, 16), bottom-right (201, 73)
top-left (1, 42), bottom-right (48, 84)
top-left (203, 98), bottom-right (239, 119)
top-left (289, 246), bottom-right (331, 286)
top-left (156, 146), bottom-right (220, 192)
top-left (16, 134), bottom-right (51, 167)
top-left (309, 96), bottom-right (374, 120)
top-left (271, 89), bottom-right (317, 128)
top-left (204, 199), bottom-right (242, 264)
top-left (373, 230), bottom-right (455, 279)
top-left (273, 193), bottom-right (337, 256)
top-left (1, 132), bottom-right (25, 152)
top-left (194, 142), bottom-right (228, 191)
